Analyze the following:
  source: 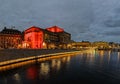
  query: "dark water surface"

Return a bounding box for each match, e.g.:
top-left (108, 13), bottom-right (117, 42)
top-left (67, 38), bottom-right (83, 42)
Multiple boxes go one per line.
top-left (0, 50), bottom-right (120, 84)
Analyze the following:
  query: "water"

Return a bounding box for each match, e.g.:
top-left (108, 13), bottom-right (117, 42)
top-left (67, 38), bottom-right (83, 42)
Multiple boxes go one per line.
top-left (0, 50), bottom-right (120, 84)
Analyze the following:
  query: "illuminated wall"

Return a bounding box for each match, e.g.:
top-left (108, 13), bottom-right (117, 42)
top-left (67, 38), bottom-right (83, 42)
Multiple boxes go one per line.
top-left (24, 26), bottom-right (43, 49)
top-left (46, 26), bottom-right (64, 33)
top-left (0, 28), bottom-right (22, 49)
top-left (0, 34), bottom-right (22, 48)
top-left (24, 25), bottom-right (71, 49)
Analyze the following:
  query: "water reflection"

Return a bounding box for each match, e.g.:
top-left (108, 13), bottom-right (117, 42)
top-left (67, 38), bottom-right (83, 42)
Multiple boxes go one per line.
top-left (117, 52), bottom-right (120, 62)
top-left (40, 63), bottom-right (50, 78)
top-left (13, 73), bottom-right (21, 84)
top-left (26, 65), bottom-right (39, 80)
top-left (25, 55), bottom-right (72, 81)
top-left (1, 50), bottom-right (120, 84)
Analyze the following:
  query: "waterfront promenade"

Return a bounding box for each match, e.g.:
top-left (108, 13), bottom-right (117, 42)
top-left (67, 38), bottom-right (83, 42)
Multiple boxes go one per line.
top-left (0, 49), bottom-right (82, 71)
top-left (0, 49), bottom-right (78, 62)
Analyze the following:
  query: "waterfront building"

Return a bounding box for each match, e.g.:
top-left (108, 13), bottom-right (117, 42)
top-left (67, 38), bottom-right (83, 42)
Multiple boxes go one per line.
top-left (23, 26), bottom-right (44, 49)
top-left (23, 26), bottom-right (71, 49)
top-left (92, 41), bottom-right (110, 49)
top-left (0, 27), bottom-right (22, 49)
top-left (45, 26), bottom-right (71, 49)
top-left (109, 42), bottom-right (120, 49)
top-left (71, 41), bottom-right (92, 49)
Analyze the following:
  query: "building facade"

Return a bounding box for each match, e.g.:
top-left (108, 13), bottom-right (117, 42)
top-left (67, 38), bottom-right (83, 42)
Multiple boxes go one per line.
top-left (71, 41), bottom-right (92, 49)
top-left (0, 26), bottom-right (71, 49)
top-left (0, 27), bottom-right (22, 49)
top-left (23, 26), bottom-right (71, 49)
top-left (92, 41), bottom-right (110, 49)
top-left (23, 26), bottom-right (44, 49)
top-left (45, 26), bottom-right (71, 49)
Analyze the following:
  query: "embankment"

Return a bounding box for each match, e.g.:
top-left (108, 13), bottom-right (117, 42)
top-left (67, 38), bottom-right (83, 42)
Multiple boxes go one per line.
top-left (0, 49), bottom-right (81, 71)
top-left (0, 49), bottom-right (78, 62)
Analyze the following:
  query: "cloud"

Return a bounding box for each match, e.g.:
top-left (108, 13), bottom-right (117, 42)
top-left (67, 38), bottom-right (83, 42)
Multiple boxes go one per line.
top-left (0, 0), bottom-right (94, 42)
top-left (88, 0), bottom-right (120, 42)
top-left (1, 0), bottom-right (120, 42)
top-left (103, 7), bottom-right (120, 27)
top-left (102, 29), bottom-right (120, 36)
top-left (104, 19), bottom-right (120, 27)
top-left (0, 0), bottom-right (93, 28)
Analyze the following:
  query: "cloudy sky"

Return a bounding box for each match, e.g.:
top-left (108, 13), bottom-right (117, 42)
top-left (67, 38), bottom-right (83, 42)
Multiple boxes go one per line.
top-left (0, 0), bottom-right (120, 42)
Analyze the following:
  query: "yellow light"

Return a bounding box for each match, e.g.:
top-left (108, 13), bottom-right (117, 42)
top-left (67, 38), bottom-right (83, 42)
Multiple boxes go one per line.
top-left (43, 42), bottom-right (46, 46)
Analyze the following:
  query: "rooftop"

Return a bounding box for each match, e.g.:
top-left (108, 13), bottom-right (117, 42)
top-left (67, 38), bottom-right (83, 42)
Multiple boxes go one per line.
top-left (0, 27), bottom-right (22, 34)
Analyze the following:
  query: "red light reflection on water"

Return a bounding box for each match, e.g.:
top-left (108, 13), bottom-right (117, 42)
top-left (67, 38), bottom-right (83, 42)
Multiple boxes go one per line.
top-left (26, 65), bottom-right (39, 80)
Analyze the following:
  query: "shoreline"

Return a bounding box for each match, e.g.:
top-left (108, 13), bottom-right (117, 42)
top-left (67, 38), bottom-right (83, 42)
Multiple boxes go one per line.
top-left (0, 49), bottom-right (82, 71)
top-left (0, 49), bottom-right (79, 62)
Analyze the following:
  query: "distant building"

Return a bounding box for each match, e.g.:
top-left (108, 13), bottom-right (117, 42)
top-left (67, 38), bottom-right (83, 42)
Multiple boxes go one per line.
top-left (92, 41), bottom-right (109, 49)
top-left (0, 27), bottom-right (22, 49)
top-left (23, 26), bottom-right (71, 49)
top-left (71, 41), bottom-right (92, 49)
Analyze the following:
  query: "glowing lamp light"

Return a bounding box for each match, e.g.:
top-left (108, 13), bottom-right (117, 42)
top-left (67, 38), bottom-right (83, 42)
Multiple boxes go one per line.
top-left (42, 42), bottom-right (46, 46)
top-left (22, 42), bottom-right (29, 48)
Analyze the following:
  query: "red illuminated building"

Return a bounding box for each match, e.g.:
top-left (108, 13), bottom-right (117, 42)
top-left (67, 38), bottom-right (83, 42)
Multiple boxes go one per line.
top-left (46, 26), bottom-right (64, 33)
top-left (23, 26), bottom-right (44, 49)
top-left (0, 26), bottom-right (71, 49)
top-left (23, 26), bottom-right (71, 49)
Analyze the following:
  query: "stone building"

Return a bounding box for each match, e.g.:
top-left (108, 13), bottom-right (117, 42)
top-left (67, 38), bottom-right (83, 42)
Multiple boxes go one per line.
top-left (23, 26), bottom-right (71, 49)
top-left (0, 27), bottom-right (22, 49)
top-left (71, 41), bottom-right (92, 49)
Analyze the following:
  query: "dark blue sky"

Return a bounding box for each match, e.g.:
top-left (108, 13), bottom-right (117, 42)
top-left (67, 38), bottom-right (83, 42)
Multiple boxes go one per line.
top-left (0, 0), bottom-right (120, 42)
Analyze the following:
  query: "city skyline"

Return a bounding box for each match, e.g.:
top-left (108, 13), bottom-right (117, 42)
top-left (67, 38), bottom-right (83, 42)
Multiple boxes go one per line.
top-left (0, 0), bottom-right (120, 42)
